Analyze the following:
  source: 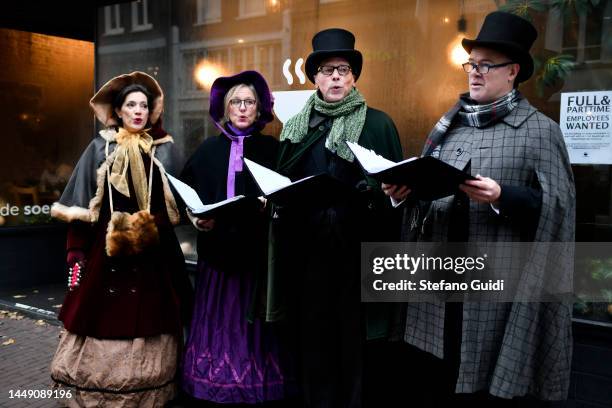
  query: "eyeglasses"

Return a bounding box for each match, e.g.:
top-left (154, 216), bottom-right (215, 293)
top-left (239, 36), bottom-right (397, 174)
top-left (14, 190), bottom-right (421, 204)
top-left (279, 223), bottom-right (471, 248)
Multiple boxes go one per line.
top-left (229, 98), bottom-right (257, 108)
top-left (317, 64), bottom-right (352, 76)
top-left (462, 61), bottom-right (515, 74)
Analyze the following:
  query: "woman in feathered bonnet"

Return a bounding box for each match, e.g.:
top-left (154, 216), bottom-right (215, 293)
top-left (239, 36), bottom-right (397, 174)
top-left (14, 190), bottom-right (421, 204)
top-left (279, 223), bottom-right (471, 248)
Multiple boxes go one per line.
top-left (49, 71), bottom-right (193, 407)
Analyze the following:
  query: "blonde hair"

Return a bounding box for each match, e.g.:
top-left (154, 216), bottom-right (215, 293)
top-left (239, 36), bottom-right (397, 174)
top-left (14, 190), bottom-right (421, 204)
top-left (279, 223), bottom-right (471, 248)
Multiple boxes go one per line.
top-left (223, 83), bottom-right (259, 124)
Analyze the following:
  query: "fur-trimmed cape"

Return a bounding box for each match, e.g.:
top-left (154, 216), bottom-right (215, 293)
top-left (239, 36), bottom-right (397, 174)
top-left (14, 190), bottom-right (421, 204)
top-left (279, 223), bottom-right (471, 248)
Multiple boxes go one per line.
top-left (51, 129), bottom-right (180, 225)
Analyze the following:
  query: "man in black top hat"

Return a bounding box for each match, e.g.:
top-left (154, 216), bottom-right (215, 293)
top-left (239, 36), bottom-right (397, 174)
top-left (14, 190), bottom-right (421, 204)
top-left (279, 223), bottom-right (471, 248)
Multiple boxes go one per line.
top-left (384, 11), bottom-right (575, 406)
top-left (269, 28), bottom-right (403, 407)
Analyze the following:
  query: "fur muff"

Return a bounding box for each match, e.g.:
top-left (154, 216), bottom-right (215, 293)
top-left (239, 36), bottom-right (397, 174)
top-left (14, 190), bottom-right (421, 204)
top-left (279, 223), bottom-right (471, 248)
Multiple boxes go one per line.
top-left (105, 210), bottom-right (159, 257)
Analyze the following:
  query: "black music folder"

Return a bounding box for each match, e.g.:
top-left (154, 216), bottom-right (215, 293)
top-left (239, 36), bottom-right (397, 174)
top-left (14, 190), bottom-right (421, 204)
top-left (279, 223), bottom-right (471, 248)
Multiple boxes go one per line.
top-left (346, 141), bottom-right (475, 200)
top-left (243, 158), bottom-right (354, 209)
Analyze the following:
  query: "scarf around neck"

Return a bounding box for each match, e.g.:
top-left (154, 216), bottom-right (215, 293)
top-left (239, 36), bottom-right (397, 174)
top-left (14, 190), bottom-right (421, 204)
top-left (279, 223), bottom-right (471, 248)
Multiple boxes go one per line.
top-left (216, 121), bottom-right (254, 199)
top-left (458, 88), bottom-right (520, 128)
top-left (109, 127), bottom-right (154, 211)
top-left (423, 89), bottom-right (521, 157)
top-left (279, 87), bottom-right (367, 162)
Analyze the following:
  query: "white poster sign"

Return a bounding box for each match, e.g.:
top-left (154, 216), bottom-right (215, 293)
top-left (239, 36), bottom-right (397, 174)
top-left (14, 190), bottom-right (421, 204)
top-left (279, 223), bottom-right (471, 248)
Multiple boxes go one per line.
top-left (560, 91), bottom-right (612, 164)
top-left (272, 90), bottom-right (315, 125)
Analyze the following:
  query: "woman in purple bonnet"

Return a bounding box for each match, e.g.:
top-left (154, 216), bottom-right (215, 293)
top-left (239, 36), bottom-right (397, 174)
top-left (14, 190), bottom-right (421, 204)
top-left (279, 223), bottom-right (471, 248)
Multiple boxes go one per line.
top-left (180, 70), bottom-right (294, 406)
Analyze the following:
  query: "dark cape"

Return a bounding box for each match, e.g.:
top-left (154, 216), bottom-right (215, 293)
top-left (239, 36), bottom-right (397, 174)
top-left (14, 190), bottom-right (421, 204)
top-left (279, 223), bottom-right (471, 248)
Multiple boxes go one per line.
top-left (51, 129), bottom-right (193, 339)
top-left (180, 132), bottom-right (279, 273)
top-left (179, 133), bottom-right (295, 404)
top-left (268, 107), bottom-right (403, 330)
top-left (269, 106), bottom-right (404, 408)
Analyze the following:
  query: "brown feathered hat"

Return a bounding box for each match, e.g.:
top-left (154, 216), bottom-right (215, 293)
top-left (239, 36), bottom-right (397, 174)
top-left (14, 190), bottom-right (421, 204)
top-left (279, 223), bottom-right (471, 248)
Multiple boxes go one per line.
top-left (89, 71), bottom-right (164, 127)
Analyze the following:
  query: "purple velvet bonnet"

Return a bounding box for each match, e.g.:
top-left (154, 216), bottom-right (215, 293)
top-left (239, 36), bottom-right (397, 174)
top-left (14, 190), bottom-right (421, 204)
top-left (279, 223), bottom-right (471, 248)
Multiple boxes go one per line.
top-left (209, 70), bottom-right (274, 131)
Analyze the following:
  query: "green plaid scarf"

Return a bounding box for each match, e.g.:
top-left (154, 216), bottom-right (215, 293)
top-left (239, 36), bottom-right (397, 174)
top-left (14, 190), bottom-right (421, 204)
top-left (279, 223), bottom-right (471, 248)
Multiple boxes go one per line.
top-left (279, 87), bottom-right (367, 162)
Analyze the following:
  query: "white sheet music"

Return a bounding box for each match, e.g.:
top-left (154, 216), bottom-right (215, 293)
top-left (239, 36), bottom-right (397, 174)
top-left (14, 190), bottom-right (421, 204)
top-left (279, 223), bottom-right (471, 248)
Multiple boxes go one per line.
top-left (243, 158), bottom-right (293, 195)
top-left (346, 141), bottom-right (416, 173)
top-left (166, 173), bottom-right (205, 211)
top-left (166, 173), bottom-right (244, 213)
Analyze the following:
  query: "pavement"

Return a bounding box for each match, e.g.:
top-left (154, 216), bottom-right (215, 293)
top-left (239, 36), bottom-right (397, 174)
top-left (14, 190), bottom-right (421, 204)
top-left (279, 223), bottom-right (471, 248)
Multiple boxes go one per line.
top-left (0, 284), bottom-right (196, 408)
top-left (0, 285), bottom-right (65, 323)
top-left (0, 309), bottom-right (62, 408)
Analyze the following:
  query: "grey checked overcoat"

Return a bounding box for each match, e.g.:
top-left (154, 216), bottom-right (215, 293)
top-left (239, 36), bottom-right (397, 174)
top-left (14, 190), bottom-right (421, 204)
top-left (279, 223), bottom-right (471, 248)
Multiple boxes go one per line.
top-left (402, 97), bottom-right (576, 400)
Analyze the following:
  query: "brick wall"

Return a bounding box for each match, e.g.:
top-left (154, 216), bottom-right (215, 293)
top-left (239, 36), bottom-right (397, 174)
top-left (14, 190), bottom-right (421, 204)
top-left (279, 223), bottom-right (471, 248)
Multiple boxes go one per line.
top-left (0, 28), bottom-right (94, 189)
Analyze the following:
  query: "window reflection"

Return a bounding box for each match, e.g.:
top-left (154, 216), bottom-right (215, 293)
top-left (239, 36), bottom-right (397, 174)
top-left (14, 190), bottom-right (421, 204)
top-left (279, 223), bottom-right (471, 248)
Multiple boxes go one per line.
top-left (131, 0), bottom-right (153, 32)
top-left (238, 0), bottom-right (267, 19)
top-left (95, 0), bottom-right (611, 322)
top-left (104, 5), bottom-right (125, 36)
top-left (196, 0), bottom-right (222, 25)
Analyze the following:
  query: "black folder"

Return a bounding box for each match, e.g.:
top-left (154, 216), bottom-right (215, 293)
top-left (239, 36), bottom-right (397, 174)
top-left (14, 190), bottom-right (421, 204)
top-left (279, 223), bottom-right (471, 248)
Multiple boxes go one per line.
top-left (243, 158), bottom-right (355, 209)
top-left (346, 141), bottom-right (475, 201)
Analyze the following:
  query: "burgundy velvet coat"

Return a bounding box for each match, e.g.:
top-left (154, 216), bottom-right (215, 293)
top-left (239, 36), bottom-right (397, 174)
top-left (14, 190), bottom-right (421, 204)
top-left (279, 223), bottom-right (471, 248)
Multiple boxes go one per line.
top-left (54, 132), bottom-right (193, 339)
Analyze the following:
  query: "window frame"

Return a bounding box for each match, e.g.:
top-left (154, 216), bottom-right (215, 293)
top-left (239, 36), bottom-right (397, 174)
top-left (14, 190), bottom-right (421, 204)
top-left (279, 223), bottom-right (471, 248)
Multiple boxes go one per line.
top-left (237, 0), bottom-right (267, 20)
top-left (131, 0), bottom-right (154, 32)
top-left (195, 0), bottom-right (222, 26)
top-left (103, 5), bottom-right (125, 36)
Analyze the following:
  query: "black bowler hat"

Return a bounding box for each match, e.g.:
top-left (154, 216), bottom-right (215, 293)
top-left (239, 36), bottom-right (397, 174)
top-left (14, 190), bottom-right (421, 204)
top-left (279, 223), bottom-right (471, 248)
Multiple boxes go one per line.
top-left (305, 28), bottom-right (363, 83)
top-left (462, 11), bottom-right (537, 83)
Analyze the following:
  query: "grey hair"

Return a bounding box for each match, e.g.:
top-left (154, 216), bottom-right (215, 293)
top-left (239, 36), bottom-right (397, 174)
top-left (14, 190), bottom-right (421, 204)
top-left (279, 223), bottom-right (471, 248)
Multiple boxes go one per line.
top-left (223, 83), bottom-right (259, 124)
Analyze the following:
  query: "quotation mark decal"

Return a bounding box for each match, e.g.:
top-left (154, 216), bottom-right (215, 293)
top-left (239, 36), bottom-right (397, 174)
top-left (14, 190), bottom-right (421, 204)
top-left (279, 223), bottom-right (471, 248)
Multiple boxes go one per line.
top-left (282, 58), bottom-right (306, 85)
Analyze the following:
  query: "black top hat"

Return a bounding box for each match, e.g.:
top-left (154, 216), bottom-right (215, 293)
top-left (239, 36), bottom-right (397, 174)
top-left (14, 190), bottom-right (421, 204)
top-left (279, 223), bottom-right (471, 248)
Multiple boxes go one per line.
top-left (305, 28), bottom-right (363, 83)
top-left (461, 11), bottom-right (537, 83)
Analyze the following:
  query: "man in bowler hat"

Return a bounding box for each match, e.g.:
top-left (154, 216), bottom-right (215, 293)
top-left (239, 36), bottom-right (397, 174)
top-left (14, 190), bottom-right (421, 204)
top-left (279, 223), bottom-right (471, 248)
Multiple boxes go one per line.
top-left (384, 11), bottom-right (575, 406)
top-left (269, 28), bottom-right (404, 407)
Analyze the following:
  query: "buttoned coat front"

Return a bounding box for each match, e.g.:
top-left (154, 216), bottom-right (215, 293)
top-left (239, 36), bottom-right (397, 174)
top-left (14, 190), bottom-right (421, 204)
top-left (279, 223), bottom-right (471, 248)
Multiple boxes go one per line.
top-left (403, 98), bottom-right (576, 400)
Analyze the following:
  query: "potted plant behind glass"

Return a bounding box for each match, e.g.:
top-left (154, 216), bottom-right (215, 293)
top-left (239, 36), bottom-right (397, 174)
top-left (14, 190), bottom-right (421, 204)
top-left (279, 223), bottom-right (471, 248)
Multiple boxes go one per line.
top-left (589, 258), bottom-right (612, 319)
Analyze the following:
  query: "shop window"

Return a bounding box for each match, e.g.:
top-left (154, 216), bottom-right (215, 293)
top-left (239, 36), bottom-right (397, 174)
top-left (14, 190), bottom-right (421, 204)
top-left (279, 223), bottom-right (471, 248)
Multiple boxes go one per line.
top-left (104, 5), bottom-right (125, 36)
top-left (93, 0), bottom-right (612, 326)
top-left (256, 42), bottom-right (282, 87)
top-left (0, 28), bottom-right (94, 227)
top-left (562, 0), bottom-right (611, 62)
top-left (183, 117), bottom-right (207, 154)
top-left (131, 0), bottom-right (153, 32)
top-left (232, 45), bottom-right (255, 73)
top-left (183, 49), bottom-right (208, 92)
top-left (207, 48), bottom-right (229, 70)
top-left (184, 41), bottom-right (281, 93)
top-left (196, 0), bottom-right (222, 25)
top-left (238, 0), bottom-right (266, 19)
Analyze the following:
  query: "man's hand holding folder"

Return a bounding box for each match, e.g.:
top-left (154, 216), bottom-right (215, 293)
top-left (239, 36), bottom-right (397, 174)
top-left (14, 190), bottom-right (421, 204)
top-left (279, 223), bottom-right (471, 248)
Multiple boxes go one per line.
top-left (382, 183), bottom-right (411, 202)
top-left (346, 141), bottom-right (475, 201)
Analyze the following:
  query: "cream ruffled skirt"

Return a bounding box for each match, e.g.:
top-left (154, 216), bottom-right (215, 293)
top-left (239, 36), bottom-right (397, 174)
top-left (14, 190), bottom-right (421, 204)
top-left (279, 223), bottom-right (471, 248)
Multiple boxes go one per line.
top-left (50, 330), bottom-right (177, 408)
